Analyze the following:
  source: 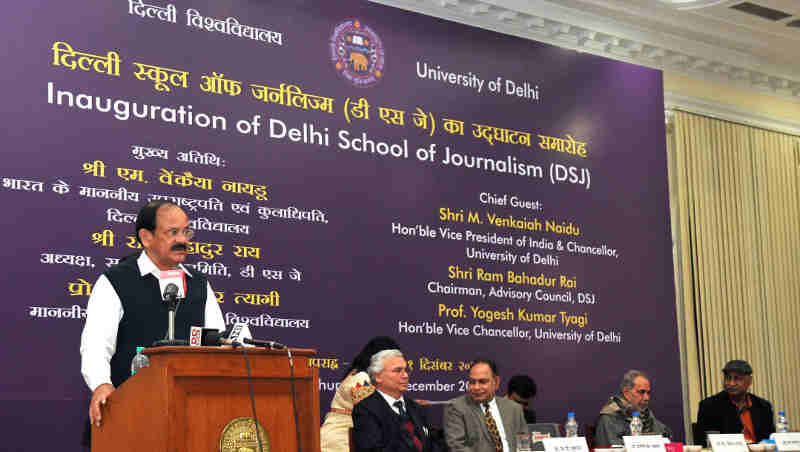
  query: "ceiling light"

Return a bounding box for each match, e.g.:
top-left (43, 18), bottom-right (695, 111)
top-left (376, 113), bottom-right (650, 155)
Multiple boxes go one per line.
top-left (656, 0), bottom-right (729, 10)
top-left (730, 2), bottom-right (792, 21)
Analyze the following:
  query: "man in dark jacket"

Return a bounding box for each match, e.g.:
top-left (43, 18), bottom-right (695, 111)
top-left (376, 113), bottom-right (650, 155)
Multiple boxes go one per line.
top-left (353, 349), bottom-right (444, 452)
top-left (80, 201), bottom-right (226, 446)
top-left (696, 360), bottom-right (775, 446)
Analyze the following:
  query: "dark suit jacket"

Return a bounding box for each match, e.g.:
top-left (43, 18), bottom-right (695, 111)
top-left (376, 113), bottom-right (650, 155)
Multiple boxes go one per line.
top-left (353, 391), bottom-right (443, 452)
top-left (696, 390), bottom-right (775, 446)
top-left (444, 395), bottom-right (528, 452)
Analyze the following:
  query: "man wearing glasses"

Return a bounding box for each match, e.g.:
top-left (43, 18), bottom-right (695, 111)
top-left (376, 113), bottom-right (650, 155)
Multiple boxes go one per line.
top-left (443, 359), bottom-right (528, 452)
top-left (594, 370), bottom-right (672, 447)
top-left (353, 349), bottom-right (444, 452)
top-left (696, 360), bottom-right (775, 446)
top-left (80, 200), bottom-right (225, 436)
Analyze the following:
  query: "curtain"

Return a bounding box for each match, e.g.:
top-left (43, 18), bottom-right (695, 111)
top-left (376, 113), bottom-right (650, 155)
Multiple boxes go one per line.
top-left (667, 110), bottom-right (800, 440)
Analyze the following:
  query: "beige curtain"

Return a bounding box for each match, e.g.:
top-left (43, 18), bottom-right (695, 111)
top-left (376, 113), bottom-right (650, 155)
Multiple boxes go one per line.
top-left (667, 110), bottom-right (800, 440)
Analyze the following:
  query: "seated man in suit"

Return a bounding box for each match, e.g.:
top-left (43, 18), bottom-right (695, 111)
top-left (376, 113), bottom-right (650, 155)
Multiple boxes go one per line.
top-left (444, 359), bottom-right (528, 452)
top-left (352, 349), bottom-right (443, 452)
top-left (594, 370), bottom-right (672, 446)
top-left (696, 360), bottom-right (775, 446)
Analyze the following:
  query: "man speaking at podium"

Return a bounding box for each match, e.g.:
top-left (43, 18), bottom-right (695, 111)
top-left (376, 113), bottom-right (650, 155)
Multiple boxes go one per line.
top-left (79, 200), bottom-right (225, 437)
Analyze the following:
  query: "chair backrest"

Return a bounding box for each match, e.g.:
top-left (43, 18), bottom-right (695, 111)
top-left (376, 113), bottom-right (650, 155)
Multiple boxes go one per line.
top-left (421, 401), bottom-right (449, 429)
top-left (584, 423), bottom-right (595, 450)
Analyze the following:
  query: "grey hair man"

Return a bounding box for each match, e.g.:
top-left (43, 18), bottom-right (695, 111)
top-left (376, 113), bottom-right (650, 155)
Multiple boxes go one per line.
top-left (352, 349), bottom-right (444, 452)
top-left (367, 349), bottom-right (408, 393)
top-left (593, 370), bottom-right (673, 446)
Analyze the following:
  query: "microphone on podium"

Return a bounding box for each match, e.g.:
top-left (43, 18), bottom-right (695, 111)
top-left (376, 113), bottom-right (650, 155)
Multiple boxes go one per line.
top-left (226, 322), bottom-right (255, 347)
top-left (226, 323), bottom-right (287, 349)
top-left (163, 282), bottom-right (179, 302)
top-left (189, 326), bottom-right (222, 346)
top-left (187, 323), bottom-right (286, 350)
top-left (152, 281), bottom-right (188, 346)
top-left (242, 337), bottom-right (286, 350)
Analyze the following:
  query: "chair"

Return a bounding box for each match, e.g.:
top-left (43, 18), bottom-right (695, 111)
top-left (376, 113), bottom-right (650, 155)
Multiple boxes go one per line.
top-left (691, 422), bottom-right (703, 446)
top-left (584, 424), bottom-right (595, 450)
top-left (528, 423), bottom-right (561, 451)
top-left (349, 427), bottom-right (356, 452)
top-left (421, 401), bottom-right (449, 429)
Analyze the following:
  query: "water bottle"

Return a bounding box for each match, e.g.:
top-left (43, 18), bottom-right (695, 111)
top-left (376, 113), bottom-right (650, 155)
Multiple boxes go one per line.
top-left (565, 412), bottom-right (578, 437)
top-left (630, 412), bottom-right (643, 436)
top-left (130, 346), bottom-right (150, 375)
top-left (776, 410), bottom-right (789, 433)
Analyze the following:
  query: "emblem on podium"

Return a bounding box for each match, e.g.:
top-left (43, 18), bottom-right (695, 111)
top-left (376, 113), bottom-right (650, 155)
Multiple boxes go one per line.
top-left (220, 417), bottom-right (270, 452)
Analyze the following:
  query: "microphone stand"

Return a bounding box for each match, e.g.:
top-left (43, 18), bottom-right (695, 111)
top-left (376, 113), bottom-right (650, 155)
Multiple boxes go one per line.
top-left (153, 296), bottom-right (188, 346)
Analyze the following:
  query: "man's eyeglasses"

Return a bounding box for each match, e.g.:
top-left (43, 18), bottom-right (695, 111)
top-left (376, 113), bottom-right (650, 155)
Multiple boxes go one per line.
top-left (165, 228), bottom-right (195, 239)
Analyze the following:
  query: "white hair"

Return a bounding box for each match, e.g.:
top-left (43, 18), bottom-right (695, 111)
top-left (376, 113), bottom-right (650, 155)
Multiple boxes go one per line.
top-left (367, 349), bottom-right (403, 384)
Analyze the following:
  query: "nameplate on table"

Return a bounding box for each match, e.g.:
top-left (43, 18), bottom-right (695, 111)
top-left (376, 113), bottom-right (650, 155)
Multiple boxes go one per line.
top-left (773, 433), bottom-right (800, 452)
top-left (623, 435), bottom-right (667, 452)
top-left (542, 436), bottom-right (589, 452)
top-left (708, 434), bottom-right (749, 452)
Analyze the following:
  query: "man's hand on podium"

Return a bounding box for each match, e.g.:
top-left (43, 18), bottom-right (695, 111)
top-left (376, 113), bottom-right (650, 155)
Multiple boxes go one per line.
top-left (90, 383), bottom-right (115, 427)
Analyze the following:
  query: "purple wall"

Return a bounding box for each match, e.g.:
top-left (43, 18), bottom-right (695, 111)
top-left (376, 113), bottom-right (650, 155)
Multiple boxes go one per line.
top-left (0, 1), bottom-right (681, 450)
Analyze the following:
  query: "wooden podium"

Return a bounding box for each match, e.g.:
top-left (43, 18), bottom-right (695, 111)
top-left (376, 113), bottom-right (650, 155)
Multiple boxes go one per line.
top-left (92, 346), bottom-right (320, 452)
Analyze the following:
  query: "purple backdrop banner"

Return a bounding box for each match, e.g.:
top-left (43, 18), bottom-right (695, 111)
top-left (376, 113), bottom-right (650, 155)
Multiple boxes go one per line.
top-left (0, 1), bottom-right (680, 450)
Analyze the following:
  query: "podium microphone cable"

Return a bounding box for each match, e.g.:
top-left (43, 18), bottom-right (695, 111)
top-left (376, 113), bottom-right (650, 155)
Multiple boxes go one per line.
top-left (234, 341), bottom-right (301, 452)
top-left (235, 343), bottom-right (266, 452)
top-left (286, 347), bottom-right (301, 452)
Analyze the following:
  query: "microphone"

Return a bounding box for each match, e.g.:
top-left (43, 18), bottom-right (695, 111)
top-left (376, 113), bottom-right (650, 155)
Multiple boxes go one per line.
top-left (226, 322), bottom-right (255, 348)
top-left (226, 323), bottom-right (286, 349)
top-left (163, 283), bottom-right (179, 303)
top-left (152, 282), bottom-right (188, 346)
top-left (163, 282), bottom-right (180, 341)
top-left (242, 337), bottom-right (286, 350)
top-left (202, 328), bottom-right (224, 346)
top-left (189, 326), bottom-right (225, 347)
top-left (158, 270), bottom-right (186, 300)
